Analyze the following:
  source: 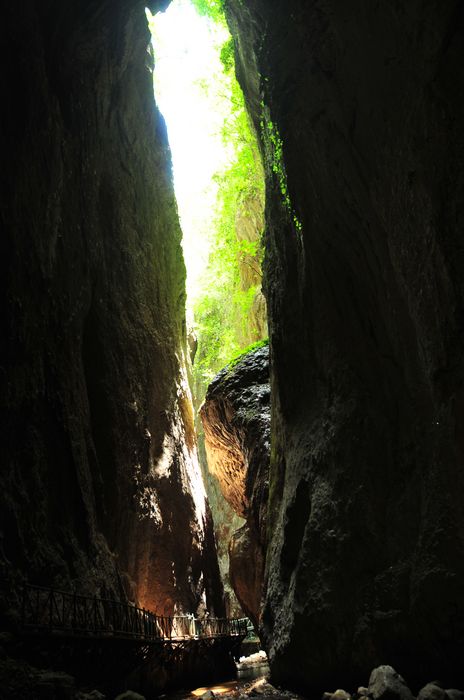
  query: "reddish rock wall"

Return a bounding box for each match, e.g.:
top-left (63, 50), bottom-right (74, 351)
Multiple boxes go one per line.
top-left (0, 0), bottom-right (223, 619)
top-left (200, 345), bottom-right (270, 627)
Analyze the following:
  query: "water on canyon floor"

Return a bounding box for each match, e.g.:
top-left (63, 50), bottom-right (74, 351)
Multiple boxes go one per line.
top-left (168, 654), bottom-right (271, 700)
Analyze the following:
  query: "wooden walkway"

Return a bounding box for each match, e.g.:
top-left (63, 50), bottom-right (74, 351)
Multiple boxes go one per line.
top-left (20, 583), bottom-right (248, 643)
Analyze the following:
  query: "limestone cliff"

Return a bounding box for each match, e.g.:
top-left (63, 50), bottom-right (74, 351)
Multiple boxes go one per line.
top-left (200, 344), bottom-right (270, 627)
top-left (227, 0), bottom-right (464, 693)
top-left (0, 0), bottom-right (223, 619)
top-left (197, 433), bottom-right (245, 619)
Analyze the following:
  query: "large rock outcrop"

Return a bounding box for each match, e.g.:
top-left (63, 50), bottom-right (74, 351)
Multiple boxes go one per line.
top-left (200, 344), bottom-right (270, 627)
top-left (0, 0), bottom-right (223, 619)
top-left (197, 436), bottom-right (245, 619)
top-left (226, 0), bottom-right (464, 693)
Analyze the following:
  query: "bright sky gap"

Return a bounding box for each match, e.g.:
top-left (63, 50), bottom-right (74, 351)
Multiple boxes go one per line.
top-left (146, 1), bottom-right (232, 317)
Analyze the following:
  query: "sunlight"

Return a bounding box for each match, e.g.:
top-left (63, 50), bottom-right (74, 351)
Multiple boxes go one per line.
top-left (191, 683), bottom-right (236, 696)
top-left (146, 0), bottom-right (232, 315)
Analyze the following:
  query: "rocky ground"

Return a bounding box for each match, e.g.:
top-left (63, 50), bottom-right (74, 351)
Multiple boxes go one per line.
top-left (188, 666), bottom-right (464, 700)
top-left (1, 658), bottom-right (463, 700)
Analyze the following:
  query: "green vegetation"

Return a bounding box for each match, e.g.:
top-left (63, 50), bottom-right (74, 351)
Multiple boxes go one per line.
top-left (260, 106), bottom-right (302, 233)
top-left (191, 5), bottom-right (266, 393)
top-left (190, 0), bottom-right (225, 23)
top-left (226, 338), bottom-right (269, 371)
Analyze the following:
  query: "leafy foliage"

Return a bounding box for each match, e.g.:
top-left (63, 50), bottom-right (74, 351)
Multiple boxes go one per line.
top-left (190, 0), bottom-right (226, 24)
top-left (260, 106), bottom-right (302, 233)
top-left (220, 37), bottom-right (235, 71)
top-left (191, 10), bottom-right (266, 394)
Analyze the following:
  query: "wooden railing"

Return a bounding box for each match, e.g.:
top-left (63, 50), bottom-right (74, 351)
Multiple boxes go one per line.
top-left (20, 584), bottom-right (248, 642)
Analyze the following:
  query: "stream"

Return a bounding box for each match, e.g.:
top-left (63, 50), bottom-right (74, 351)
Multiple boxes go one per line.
top-left (166, 656), bottom-right (274, 700)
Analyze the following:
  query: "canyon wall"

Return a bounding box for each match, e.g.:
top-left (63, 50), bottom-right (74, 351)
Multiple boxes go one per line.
top-left (2, 0), bottom-right (464, 693)
top-left (0, 0), bottom-right (223, 619)
top-left (227, 0), bottom-right (464, 693)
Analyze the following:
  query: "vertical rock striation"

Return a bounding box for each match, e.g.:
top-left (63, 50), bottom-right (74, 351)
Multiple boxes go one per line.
top-left (200, 345), bottom-right (270, 627)
top-left (226, 0), bottom-right (464, 693)
top-left (0, 0), bottom-right (223, 618)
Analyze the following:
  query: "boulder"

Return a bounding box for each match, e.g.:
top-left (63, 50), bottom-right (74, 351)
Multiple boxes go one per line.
top-left (417, 684), bottom-right (446, 700)
top-left (323, 691), bottom-right (351, 700)
top-left (368, 666), bottom-right (413, 700)
top-left (445, 691), bottom-right (464, 700)
top-left (201, 344), bottom-right (270, 626)
top-left (201, 344), bottom-right (270, 523)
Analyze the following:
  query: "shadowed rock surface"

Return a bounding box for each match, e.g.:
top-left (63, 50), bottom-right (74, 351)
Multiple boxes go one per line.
top-left (226, 0), bottom-right (464, 693)
top-left (198, 440), bottom-right (245, 619)
top-left (0, 0), bottom-right (223, 619)
top-left (2, 0), bottom-right (464, 696)
top-left (200, 345), bottom-right (270, 627)
top-left (229, 521), bottom-right (265, 629)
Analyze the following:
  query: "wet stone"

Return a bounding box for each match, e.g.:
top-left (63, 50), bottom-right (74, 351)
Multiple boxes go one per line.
top-left (368, 666), bottom-right (414, 700)
top-left (418, 684), bottom-right (446, 700)
top-left (445, 691), bottom-right (464, 700)
top-left (34, 672), bottom-right (75, 700)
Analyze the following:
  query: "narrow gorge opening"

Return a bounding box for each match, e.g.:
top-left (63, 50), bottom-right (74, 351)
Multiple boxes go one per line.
top-left (146, 0), bottom-right (268, 623)
top-left (146, 0), bottom-right (267, 382)
top-left (2, 0), bottom-right (462, 697)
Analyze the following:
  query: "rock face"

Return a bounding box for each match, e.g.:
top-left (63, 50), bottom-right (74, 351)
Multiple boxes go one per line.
top-left (3, 0), bottom-right (464, 693)
top-left (226, 0), bottom-right (464, 693)
top-left (200, 344), bottom-right (270, 627)
top-left (229, 522), bottom-right (265, 628)
top-left (197, 439), bottom-right (245, 619)
top-left (0, 0), bottom-right (223, 619)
